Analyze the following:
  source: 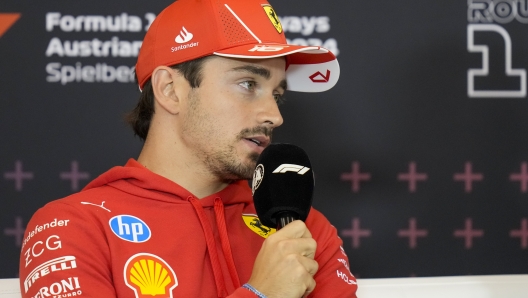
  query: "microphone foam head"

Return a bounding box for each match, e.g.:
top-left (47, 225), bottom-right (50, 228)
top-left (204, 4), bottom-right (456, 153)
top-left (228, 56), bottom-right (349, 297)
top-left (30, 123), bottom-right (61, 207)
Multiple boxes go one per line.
top-left (252, 143), bottom-right (314, 227)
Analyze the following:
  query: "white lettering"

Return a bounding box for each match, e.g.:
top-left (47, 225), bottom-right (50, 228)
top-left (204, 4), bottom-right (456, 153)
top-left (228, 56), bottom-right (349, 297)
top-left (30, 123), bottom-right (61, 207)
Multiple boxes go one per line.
top-left (84, 16), bottom-right (105, 32)
top-left (117, 216), bottom-right (130, 235)
top-left (60, 15), bottom-right (76, 32)
top-left (171, 41), bottom-right (199, 52)
top-left (24, 256), bottom-right (77, 292)
top-left (467, 24), bottom-right (526, 97)
top-left (287, 38), bottom-right (339, 56)
top-left (45, 37), bottom-right (142, 58)
top-left (336, 270), bottom-right (357, 285)
top-left (316, 16), bottom-right (331, 33)
top-left (25, 248), bottom-right (32, 267)
top-left (144, 13), bottom-right (156, 31)
top-left (468, 0), bottom-right (528, 23)
top-left (131, 223), bottom-right (143, 242)
top-left (279, 16), bottom-right (330, 35)
top-left (46, 13), bottom-right (61, 31)
top-left (61, 278), bottom-right (75, 292)
top-left (337, 258), bottom-right (350, 271)
top-left (46, 62), bottom-right (135, 85)
top-left (22, 219), bottom-right (69, 249)
top-left (282, 16), bottom-right (301, 33)
top-left (40, 267), bottom-right (50, 277)
top-left (273, 164), bottom-right (311, 174)
top-left (46, 38), bottom-right (64, 57)
top-left (337, 270), bottom-right (345, 278)
top-left (36, 285), bottom-right (49, 298)
top-left (45, 12), bottom-right (144, 32)
top-left (46, 235), bottom-right (62, 251)
top-left (49, 283), bottom-right (61, 295)
top-left (25, 236), bottom-right (63, 268)
top-left (300, 16), bottom-right (318, 36)
top-left (31, 277), bottom-right (81, 298)
top-left (248, 45), bottom-right (288, 52)
top-left (32, 241), bottom-right (44, 258)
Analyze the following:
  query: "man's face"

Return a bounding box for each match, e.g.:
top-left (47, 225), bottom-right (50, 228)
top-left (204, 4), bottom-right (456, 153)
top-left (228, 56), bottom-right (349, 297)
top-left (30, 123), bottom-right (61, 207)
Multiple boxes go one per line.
top-left (180, 56), bottom-right (286, 181)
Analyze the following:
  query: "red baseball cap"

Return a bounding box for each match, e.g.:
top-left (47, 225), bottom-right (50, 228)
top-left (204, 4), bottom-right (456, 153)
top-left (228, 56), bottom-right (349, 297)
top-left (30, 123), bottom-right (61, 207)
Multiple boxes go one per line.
top-left (136, 0), bottom-right (340, 93)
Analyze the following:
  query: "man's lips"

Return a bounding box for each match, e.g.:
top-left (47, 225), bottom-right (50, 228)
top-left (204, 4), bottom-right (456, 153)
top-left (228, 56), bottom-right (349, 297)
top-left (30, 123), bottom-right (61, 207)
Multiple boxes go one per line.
top-left (243, 136), bottom-right (270, 148)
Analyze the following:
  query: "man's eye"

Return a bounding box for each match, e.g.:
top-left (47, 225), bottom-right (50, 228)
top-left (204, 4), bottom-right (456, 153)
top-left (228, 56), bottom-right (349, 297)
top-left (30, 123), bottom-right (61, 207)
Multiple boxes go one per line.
top-left (240, 81), bottom-right (256, 90)
top-left (274, 94), bottom-right (285, 104)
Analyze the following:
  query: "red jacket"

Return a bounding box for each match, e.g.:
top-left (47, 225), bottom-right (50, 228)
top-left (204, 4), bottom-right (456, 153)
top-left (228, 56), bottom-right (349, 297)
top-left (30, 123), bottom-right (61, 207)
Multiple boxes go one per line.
top-left (19, 159), bottom-right (357, 298)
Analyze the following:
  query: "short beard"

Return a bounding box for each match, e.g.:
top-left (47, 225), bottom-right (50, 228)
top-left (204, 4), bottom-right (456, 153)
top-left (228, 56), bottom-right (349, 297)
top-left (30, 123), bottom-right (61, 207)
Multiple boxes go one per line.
top-left (208, 148), bottom-right (260, 181)
top-left (209, 126), bottom-right (273, 181)
top-left (184, 90), bottom-right (274, 181)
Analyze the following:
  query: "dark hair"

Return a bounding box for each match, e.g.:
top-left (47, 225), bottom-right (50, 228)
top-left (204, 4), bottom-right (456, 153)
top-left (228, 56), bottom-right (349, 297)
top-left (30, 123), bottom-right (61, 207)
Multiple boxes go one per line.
top-left (126, 56), bottom-right (212, 141)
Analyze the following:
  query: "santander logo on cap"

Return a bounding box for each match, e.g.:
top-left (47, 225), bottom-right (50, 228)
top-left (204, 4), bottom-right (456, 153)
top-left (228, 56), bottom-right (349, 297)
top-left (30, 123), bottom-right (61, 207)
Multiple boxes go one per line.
top-left (175, 26), bottom-right (193, 43)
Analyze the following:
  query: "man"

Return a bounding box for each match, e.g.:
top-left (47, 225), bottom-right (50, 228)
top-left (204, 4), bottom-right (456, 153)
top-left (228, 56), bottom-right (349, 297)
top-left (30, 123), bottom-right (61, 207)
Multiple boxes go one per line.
top-left (19, 0), bottom-right (357, 297)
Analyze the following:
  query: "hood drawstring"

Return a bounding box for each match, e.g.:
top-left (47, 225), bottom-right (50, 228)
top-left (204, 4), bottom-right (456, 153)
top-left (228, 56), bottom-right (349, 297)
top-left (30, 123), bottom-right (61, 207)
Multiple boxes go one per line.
top-left (214, 197), bottom-right (241, 289)
top-left (187, 196), bottom-right (228, 298)
top-left (187, 197), bottom-right (241, 297)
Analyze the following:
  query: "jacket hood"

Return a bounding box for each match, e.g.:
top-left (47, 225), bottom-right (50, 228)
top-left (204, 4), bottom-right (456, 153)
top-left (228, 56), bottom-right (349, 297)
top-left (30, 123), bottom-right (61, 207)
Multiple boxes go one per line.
top-left (82, 159), bottom-right (254, 207)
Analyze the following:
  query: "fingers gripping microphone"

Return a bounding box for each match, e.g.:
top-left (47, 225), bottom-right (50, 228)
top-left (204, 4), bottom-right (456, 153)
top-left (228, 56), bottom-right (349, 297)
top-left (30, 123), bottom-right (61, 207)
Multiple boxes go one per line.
top-left (251, 144), bottom-right (314, 230)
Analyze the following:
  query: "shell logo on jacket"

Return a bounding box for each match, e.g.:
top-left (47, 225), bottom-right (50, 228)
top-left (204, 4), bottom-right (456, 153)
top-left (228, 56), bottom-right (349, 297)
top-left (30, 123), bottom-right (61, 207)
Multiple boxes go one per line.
top-left (124, 253), bottom-right (178, 298)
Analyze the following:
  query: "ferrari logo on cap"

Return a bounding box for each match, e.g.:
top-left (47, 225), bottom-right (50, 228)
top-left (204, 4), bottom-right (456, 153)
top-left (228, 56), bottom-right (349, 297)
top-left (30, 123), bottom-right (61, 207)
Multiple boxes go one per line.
top-left (242, 214), bottom-right (276, 238)
top-left (262, 5), bottom-right (282, 34)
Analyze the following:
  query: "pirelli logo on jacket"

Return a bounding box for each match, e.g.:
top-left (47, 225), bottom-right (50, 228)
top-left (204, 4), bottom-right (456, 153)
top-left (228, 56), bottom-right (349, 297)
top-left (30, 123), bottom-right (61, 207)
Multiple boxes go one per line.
top-left (24, 256), bottom-right (77, 293)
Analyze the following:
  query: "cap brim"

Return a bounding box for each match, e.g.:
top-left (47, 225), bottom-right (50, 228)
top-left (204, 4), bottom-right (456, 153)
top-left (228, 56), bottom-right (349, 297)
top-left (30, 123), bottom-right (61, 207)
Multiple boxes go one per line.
top-left (214, 43), bottom-right (340, 93)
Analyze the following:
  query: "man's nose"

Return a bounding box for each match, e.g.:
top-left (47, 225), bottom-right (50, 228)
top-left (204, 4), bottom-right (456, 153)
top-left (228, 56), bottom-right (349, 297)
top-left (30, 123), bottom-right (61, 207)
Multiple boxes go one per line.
top-left (257, 95), bottom-right (284, 128)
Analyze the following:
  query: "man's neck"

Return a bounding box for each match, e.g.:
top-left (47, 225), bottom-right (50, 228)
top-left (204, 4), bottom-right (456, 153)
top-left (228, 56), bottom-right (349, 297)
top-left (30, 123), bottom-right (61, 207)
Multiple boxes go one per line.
top-left (137, 136), bottom-right (229, 199)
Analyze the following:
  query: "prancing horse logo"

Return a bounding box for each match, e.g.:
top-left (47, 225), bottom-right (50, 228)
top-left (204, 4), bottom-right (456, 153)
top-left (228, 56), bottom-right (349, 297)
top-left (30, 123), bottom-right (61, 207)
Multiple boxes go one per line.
top-left (242, 214), bottom-right (276, 238)
top-left (262, 5), bottom-right (283, 34)
top-left (250, 218), bottom-right (271, 235)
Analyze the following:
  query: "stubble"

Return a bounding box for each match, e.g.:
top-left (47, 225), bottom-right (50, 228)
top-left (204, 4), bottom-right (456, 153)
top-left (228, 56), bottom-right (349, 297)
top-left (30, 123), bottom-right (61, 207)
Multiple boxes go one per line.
top-left (182, 90), bottom-right (272, 181)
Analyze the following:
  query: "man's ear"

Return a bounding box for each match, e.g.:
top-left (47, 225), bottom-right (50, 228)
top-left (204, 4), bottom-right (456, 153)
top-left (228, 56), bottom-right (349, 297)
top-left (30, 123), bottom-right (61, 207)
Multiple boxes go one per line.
top-left (151, 66), bottom-right (187, 115)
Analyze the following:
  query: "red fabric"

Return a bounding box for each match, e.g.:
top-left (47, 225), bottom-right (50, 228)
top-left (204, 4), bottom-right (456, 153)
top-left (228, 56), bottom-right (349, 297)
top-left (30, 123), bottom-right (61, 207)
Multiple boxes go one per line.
top-left (187, 196), bottom-right (228, 297)
top-left (135, 0), bottom-right (338, 93)
top-left (19, 159), bottom-right (358, 298)
top-left (214, 198), bottom-right (242, 289)
top-left (136, 0), bottom-right (291, 89)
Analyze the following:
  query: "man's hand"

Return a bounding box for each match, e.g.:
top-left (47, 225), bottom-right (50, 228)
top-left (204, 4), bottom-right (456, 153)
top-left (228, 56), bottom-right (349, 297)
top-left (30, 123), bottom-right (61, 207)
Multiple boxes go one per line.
top-left (247, 220), bottom-right (318, 298)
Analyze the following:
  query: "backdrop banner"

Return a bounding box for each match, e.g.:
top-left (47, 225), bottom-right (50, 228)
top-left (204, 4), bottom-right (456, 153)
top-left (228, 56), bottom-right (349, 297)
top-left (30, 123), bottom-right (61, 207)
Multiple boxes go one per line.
top-left (1, 0), bottom-right (527, 278)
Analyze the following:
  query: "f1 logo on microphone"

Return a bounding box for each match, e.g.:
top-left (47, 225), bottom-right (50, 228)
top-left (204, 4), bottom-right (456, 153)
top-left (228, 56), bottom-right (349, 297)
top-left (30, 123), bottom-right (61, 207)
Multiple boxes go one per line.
top-left (273, 164), bottom-right (310, 175)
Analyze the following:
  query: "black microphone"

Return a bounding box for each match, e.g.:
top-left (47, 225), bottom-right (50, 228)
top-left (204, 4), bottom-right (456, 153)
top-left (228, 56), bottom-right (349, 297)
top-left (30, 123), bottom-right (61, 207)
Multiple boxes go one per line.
top-left (251, 143), bottom-right (314, 230)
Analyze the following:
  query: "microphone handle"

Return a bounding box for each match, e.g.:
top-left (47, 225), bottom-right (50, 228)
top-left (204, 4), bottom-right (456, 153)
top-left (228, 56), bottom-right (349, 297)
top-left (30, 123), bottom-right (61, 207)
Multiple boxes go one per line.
top-left (276, 211), bottom-right (300, 230)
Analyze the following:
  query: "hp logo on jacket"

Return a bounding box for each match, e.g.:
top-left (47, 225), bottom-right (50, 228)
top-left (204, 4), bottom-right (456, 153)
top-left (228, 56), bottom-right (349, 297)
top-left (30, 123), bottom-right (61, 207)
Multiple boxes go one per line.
top-left (109, 215), bottom-right (151, 243)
